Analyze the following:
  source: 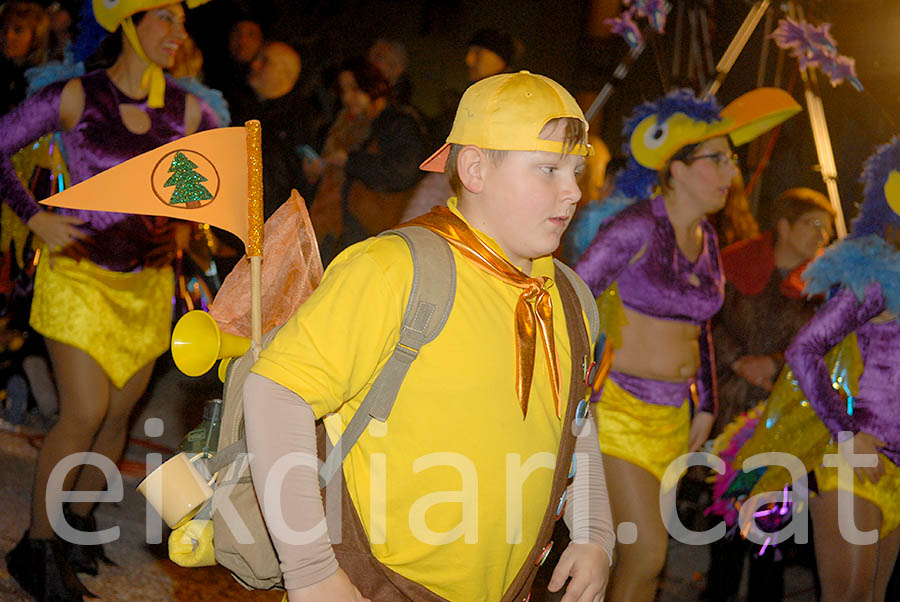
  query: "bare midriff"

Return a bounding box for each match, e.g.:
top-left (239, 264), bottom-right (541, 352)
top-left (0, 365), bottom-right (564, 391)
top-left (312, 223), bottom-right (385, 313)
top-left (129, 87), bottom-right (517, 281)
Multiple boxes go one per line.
top-left (611, 306), bottom-right (700, 381)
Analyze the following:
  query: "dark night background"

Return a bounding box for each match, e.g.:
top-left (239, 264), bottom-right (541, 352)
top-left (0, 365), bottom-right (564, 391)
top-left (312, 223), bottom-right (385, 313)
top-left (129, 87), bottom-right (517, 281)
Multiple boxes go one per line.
top-left (185, 0), bottom-right (900, 228)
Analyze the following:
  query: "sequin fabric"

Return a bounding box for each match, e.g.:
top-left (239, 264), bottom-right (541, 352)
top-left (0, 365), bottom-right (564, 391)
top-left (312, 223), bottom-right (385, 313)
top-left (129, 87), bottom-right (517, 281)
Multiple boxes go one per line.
top-left (596, 377), bottom-right (690, 482)
top-left (30, 256), bottom-right (174, 388)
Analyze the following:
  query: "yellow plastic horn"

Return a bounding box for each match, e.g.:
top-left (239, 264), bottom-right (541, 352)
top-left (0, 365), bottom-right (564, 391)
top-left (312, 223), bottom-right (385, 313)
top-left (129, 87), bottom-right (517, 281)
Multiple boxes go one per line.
top-left (171, 311), bottom-right (251, 377)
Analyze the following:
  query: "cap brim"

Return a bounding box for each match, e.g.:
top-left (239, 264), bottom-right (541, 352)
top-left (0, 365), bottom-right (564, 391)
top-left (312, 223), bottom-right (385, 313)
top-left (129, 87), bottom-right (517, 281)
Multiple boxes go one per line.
top-left (419, 143), bottom-right (452, 173)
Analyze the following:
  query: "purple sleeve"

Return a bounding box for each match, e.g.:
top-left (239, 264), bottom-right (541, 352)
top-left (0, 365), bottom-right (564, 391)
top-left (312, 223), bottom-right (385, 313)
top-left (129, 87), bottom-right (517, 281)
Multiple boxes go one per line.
top-left (0, 82), bottom-right (65, 223)
top-left (197, 99), bottom-right (219, 131)
top-left (696, 320), bottom-right (717, 415)
top-left (785, 285), bottom-right (884, 437)
top-left (574, 209), bottom-right (650, 297)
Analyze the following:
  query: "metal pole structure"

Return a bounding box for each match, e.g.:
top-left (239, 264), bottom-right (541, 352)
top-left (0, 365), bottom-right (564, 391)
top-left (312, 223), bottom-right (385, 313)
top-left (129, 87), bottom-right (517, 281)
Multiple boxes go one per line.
top-left (705, 0), bottom-right (771, 97)
top-left (789, 1), bottom-right (847, 237)
top-left (585, 39), bottom-right (647, 122)
top-left (584, 2), bottom-right (672, 122)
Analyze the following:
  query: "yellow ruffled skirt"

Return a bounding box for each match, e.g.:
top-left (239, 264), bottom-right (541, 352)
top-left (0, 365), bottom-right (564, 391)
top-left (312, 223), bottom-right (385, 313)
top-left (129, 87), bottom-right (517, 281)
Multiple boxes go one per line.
top-left (30, 253), bottom-right (174, 389)
top-left (813, 444), bottom-right (900, 537)
top-left (596, 377), bottom-right (690, 482)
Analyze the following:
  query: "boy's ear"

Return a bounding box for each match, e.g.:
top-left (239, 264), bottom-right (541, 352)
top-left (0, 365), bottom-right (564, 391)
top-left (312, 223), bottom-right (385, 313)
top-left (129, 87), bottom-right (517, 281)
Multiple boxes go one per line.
top-left (776, 216), bottom-right (790, 239)
top-left (457, 145), bottom-right (487, 194)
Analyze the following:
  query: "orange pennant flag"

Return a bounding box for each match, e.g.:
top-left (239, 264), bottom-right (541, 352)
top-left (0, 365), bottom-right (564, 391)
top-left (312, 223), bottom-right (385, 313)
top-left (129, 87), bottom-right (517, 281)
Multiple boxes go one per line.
top-left (39, 126), bottom-right (255, 248)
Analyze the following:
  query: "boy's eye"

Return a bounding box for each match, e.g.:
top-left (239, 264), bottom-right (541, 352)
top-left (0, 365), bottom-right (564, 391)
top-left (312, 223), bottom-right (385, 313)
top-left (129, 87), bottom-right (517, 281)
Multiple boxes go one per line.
top-left (540, 166), bottom-right (556, 174)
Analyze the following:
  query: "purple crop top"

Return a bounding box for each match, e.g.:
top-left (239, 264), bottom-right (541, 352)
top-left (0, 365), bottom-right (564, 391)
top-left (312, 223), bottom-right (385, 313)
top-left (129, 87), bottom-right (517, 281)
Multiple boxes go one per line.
top-left (0, 69), bottom-right (218, 272)
top-left (786, 284), bottom-right (900, 466)
top-left (575, 196), bottom-right (724, 413)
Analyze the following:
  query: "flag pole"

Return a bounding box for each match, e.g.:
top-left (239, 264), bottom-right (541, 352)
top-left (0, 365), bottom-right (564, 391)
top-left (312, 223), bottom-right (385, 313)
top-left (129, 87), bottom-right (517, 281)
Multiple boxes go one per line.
top-left (245, 120), bottom-right (264, 352)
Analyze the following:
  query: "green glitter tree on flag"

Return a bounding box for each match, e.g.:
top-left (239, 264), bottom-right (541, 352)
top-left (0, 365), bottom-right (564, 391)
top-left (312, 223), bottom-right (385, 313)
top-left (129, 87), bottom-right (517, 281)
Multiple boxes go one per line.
top-left (164, 151), bottom-right (213, 206)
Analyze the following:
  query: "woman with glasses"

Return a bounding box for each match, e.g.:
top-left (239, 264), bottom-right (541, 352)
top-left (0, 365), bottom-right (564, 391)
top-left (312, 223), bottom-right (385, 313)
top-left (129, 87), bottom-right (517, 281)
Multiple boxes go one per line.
top-left (574, 88), bottom-right (801, 601)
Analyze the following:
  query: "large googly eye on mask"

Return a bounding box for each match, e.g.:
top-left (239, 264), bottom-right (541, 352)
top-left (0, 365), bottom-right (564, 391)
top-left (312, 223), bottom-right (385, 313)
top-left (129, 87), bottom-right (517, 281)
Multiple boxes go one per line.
top-left (884, 170), bottom-right (900, 217)
top-left (643, 120), bottom-right (669, 150)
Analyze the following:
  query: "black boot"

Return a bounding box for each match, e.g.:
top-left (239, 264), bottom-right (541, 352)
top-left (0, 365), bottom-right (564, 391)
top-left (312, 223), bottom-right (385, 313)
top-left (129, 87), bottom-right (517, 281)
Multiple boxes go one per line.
top-left (6, 531), bottom-right (97, 601)
top-left (63, 511), bottom-right (116, 576)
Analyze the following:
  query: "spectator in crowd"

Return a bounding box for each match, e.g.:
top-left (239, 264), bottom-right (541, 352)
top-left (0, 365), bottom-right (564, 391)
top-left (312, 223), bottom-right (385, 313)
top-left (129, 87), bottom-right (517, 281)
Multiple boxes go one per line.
top-left (204, 15), bottom-right (262, 114)
top-left (237, 40), bottom-right (313, 218)
top-left (0, 1), bottom-right (50, 114)
top-left (367, 37), bottom-right (412, 107)
top-left (45, 1), bottom-right (73, 62)
top-left (465, 27), bottom-right (515, 82)
top-left (309, 56), bottom-right (427, 264)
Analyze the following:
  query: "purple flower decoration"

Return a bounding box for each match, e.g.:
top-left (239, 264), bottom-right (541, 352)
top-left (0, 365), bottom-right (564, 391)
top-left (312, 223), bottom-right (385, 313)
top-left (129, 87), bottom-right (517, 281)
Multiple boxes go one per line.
top-left (634, 0), bottom-right (668, 34)
top-left (771, 18), bottom-right (863, 91)
top-left (805, 22), bottom-right (837, 53)
top-left (605, 9), bottom-right (644, 49)
top-left (822, 55), bottom-right (862, 91)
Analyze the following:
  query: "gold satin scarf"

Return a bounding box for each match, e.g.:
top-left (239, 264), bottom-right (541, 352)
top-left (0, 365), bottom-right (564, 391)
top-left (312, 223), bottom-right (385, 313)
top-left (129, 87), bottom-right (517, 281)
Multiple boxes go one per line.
top-left (401, 206), bottom-right (561, 419)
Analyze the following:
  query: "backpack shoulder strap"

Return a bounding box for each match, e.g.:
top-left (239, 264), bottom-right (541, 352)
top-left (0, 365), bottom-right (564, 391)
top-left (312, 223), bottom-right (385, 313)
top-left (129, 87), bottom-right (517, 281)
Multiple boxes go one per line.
top-left (553, 258), bottom-right (599, 346)
top-left (318, 227), bottom-right (456, 486)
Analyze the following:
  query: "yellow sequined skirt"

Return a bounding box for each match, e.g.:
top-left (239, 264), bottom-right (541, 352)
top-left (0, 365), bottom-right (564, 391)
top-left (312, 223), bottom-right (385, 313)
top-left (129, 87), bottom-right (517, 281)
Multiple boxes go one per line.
top-left (596, 377), bottom-right (690, 482)
top-left (30, 253), bottom-right (174, 389)
top-left (813, 444), bottom-right (900, 538)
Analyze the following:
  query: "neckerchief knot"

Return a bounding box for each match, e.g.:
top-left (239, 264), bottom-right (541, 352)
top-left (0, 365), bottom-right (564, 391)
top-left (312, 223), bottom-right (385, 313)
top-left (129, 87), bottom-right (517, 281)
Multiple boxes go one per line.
top-left (401, 206), bottom-right (562, 419)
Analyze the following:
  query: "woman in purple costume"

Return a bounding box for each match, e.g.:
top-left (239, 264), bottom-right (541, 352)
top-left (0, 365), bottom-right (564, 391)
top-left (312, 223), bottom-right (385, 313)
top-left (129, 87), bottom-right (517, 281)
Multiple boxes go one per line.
top-left (0, 1), bottom-right (217, 600)
top-left (574, 88), bottom-right (800, 601)
top-left (784, 137), bottom-right (900, 602)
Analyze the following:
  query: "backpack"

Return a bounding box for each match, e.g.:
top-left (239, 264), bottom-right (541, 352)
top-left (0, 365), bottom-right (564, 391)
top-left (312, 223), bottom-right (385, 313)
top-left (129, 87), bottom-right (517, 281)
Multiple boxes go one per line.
top-left (188, 226), bottom-right (599, 590)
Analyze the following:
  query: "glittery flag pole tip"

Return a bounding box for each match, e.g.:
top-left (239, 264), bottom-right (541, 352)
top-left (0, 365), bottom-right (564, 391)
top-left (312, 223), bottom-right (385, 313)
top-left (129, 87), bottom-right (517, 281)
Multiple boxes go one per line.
top-left (245, 120), bottom-right (264, 257)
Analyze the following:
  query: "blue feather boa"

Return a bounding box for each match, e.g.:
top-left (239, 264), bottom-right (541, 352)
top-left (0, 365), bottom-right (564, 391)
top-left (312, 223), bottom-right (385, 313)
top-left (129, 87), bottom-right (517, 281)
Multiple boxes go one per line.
top-left (803, 235), bottom-right (900, 320)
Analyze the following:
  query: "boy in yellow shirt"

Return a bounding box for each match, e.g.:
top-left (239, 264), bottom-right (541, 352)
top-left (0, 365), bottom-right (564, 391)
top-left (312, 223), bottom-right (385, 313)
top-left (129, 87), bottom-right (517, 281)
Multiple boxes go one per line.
top-left (244, 71), bottom-right (614, 602)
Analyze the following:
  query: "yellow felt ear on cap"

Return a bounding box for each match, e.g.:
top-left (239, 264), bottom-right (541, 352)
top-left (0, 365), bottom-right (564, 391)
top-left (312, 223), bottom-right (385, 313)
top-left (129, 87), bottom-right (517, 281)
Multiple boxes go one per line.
top-left (629, 112), bottom-right (724, 170)
top-left (884, 170), bottom-right (900, 216)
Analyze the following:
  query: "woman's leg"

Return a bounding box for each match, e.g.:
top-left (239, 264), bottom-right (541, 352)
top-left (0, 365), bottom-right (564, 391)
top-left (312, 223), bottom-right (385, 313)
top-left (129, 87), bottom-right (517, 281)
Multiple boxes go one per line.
top-left (30, 339), bottom-right (111, 539)
top-left (811, 490), bottom-right (883, 601)
top-left (602, 455), bottom-right (669, 602)
top-left (874, 527), bottom-right (900, 601)
top-left (67, 361), bottom-right (154, 518)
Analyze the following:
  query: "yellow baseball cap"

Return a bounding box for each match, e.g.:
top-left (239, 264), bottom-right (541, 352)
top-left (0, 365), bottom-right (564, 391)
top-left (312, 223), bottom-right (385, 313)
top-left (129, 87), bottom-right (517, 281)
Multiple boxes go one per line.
top-left (92, 0), bottom-right (210, 32)
top-left (420, 71), bottom-right (591, 173)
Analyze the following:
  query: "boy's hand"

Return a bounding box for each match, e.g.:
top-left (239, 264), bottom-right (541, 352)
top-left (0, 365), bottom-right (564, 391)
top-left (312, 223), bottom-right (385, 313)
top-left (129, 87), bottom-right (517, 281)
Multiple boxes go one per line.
top-left (287, 568), bottom-right (371, 602)
top-left (548, 542), bottom-right (610, 602)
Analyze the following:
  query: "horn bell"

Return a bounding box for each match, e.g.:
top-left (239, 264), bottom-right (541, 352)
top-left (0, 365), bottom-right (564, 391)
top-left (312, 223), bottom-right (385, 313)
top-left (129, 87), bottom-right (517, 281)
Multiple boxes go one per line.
top-left (171, 310), bottom-right (250, 377)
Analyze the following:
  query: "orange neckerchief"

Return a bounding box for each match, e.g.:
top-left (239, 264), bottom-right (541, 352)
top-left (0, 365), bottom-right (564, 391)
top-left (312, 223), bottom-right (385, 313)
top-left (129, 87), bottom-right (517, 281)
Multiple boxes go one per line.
top-left (401, 206), bottom-right (561, 419)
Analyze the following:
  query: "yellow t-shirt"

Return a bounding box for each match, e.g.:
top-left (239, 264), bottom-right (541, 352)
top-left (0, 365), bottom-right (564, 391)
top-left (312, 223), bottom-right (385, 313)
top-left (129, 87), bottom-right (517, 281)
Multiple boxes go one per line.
top-left (253, 204), bottom-right (586, 601)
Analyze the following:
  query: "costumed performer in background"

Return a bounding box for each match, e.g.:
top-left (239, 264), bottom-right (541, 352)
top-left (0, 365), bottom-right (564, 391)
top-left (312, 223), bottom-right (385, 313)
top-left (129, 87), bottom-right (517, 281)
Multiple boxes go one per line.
top-left (784, 136), bottom-right (900, 602)
top-left (0, 1), bottom-right (218, 600)
top-left (574, 87), bottom-right (800, 601)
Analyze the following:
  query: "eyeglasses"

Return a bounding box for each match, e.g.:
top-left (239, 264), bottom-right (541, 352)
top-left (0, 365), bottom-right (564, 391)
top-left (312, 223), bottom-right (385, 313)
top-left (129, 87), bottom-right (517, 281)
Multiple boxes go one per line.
top-left (683, 152), bottom-right (739, 168)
